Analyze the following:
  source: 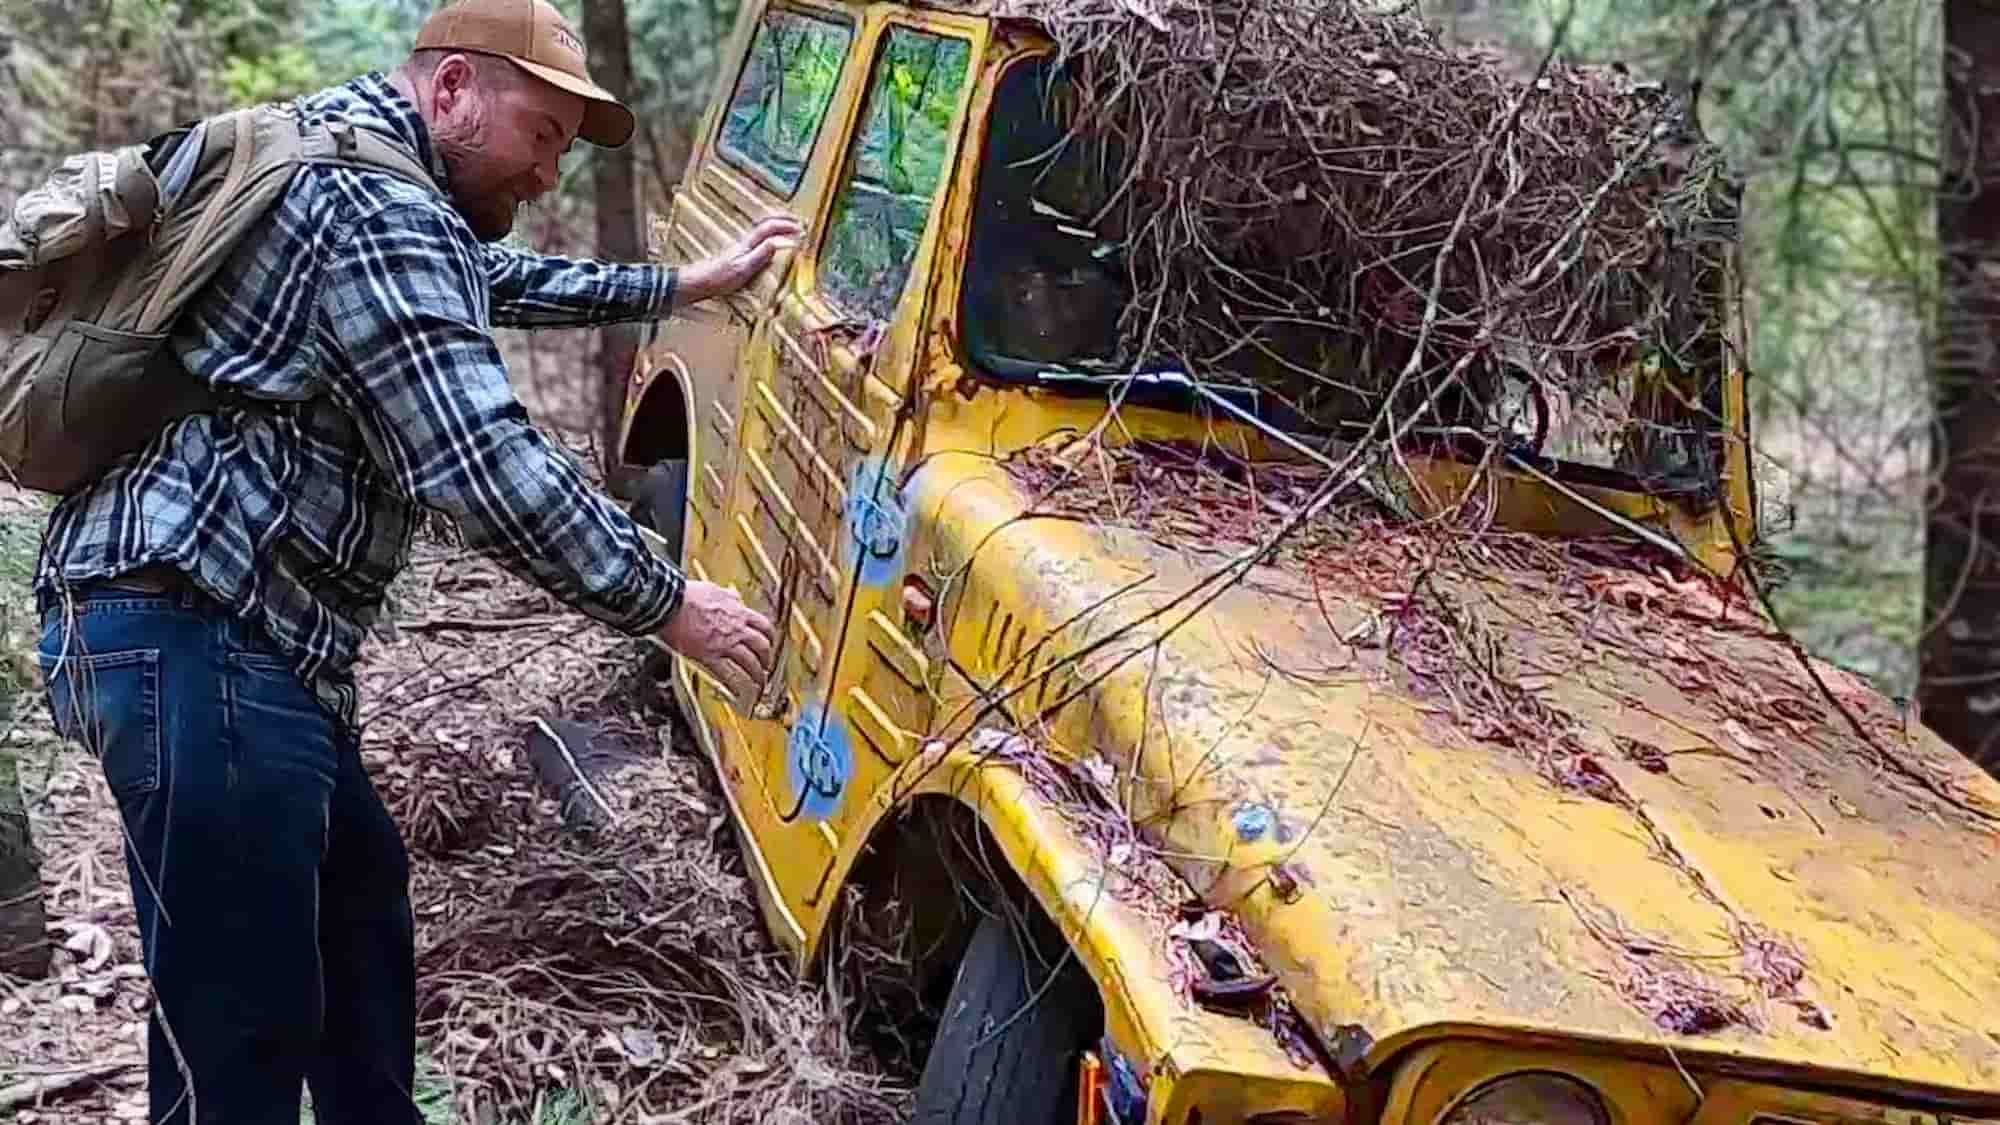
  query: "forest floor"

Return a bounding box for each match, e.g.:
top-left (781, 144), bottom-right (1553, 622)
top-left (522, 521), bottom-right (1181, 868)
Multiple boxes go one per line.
top-left (0, 345), bottom-right (916, 1124)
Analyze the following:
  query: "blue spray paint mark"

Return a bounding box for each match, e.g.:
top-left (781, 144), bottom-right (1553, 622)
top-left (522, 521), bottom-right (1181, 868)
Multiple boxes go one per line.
top-left (1233, 803), bottom-right (1275, 843)
top-left (1101, 1038), bottom-right (1148, 1124)
top-left (785, 702), bottom-right (853, 822)
top-left (844, 456), bottom-right (907, 589)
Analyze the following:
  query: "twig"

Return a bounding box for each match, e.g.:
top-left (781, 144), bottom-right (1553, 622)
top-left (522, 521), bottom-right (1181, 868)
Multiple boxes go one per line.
top-left (376, 623), bottom-right (596, 715)
top-left (395, 615), bottom-right (571, 632)
top-left (1717, 480), bottom-right (1999, 824)
top-left (0, 1059), bottom-right (142, 1112)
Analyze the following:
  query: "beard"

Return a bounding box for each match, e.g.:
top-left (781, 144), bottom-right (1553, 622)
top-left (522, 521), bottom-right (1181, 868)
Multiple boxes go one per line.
top-left (434, 122), bottom-right (522, 242)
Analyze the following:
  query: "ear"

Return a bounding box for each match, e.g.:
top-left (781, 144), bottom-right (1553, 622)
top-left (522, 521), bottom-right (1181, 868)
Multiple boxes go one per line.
top-left (431, 54), bottom-right (482, 119)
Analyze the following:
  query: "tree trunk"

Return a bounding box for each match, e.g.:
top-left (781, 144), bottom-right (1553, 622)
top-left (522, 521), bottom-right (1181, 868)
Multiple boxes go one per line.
top-left (1921, 0), bottom-right (2000, 774)
top-left (0, 743), bottom-right (51, 979)
top-left (583, 0), bottom-right (645, 500)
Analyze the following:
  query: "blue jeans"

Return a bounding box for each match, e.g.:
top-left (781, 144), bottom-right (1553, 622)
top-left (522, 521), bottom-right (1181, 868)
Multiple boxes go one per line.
top-left (38, 582), bottom-right (421, 1125)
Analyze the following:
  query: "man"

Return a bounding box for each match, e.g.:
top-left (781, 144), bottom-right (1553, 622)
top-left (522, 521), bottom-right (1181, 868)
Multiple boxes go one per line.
top-left (33, 1), bottom-right (796, 1121)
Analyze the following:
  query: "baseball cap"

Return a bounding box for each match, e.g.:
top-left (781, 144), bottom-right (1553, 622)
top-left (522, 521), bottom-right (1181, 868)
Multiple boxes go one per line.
top-left (414, 0), bottom-right (636, 148)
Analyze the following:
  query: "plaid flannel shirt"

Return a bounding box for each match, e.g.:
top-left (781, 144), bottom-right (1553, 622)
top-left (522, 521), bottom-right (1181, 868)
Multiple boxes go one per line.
top-left (35, 73), bottom-right (685, 727)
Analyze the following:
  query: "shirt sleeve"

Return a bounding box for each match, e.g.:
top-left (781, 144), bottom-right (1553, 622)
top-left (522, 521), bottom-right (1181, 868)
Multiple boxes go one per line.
top-left (483, 242), bottom-right (677, 329)
top-left (318, 202), bottom-right (684, 634)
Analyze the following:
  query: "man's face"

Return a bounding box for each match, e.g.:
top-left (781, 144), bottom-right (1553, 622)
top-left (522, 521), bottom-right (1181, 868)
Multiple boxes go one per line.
top-left (426, 55), bottom-right (584, 241)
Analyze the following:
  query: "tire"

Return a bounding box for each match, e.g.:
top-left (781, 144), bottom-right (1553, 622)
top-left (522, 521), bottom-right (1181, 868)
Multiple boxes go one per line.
top-left (631, 459), bottom-right (689, 563)
top-left (912, 910), bottom-right (1100, 1125)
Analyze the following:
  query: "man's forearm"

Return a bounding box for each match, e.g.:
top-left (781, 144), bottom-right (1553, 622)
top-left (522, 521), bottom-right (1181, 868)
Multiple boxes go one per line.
top-left (484, 244), bottom-right (678, 329)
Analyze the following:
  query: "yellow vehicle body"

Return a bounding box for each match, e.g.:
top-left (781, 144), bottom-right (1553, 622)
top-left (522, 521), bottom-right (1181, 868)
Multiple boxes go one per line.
top-left (619, 1), bottom-right (2000, 1122)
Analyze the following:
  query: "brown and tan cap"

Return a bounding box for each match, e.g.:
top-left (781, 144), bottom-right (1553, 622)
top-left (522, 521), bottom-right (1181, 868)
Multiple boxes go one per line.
top-left (415, 0), bottom-right (635, 148)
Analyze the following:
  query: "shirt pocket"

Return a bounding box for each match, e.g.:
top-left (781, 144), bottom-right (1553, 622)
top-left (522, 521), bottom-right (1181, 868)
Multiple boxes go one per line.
top-left (39, 648), bottom-right (163, 802)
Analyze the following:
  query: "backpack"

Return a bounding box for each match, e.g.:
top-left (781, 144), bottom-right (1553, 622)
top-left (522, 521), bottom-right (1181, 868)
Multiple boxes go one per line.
top-left (0, 104), bottom-right (439, 494)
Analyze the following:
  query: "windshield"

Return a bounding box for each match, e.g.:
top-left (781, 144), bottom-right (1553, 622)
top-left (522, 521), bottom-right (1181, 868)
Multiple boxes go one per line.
top-left (959, 55), bottom-right (1726, 497)
top-left (961, 58), bottom-right (1126, 373)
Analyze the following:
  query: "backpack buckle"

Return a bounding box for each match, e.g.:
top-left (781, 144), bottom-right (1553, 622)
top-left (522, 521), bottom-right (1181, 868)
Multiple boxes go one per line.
top-left (325, 120), bottom-right (360, 159)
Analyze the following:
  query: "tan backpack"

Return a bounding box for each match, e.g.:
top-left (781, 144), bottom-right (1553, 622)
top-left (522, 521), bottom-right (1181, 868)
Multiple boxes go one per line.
top-left (0, 104), bottom-right (438, 494)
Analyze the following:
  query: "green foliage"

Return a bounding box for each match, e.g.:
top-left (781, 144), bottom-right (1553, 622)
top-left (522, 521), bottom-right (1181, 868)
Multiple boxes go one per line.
top-left (206, 0), bottom-right (423, 103)
top-left (719, 8), bottom-right (854, 193)
top-left (301, 1047), bottom-right (593, 1124)
top-left (820, 28), bottom-right (971, 322)
top-left (0, 506), bottom-right (44, 723)
top-left (412, 1055), bottom-right (458, 1125)
top-left (299, 0), bottom-right (433, 81)
top-left (221, 44), bottom-right (325, 105)
top-left (8, 0), bottom-right (744, 225)
top-left (531, 1091), bottom-right (596, 1125)
top-left (1768, 534), bottom-right (1923, 690)
top-left (629, 0), bottom-right (743, 134)
top-left (1468, 0), bottom-right (1937, 694)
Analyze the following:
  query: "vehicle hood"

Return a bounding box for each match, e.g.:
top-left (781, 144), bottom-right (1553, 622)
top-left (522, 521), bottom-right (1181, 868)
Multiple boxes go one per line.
top-left (908, 435), bottom-right (2000, 1105)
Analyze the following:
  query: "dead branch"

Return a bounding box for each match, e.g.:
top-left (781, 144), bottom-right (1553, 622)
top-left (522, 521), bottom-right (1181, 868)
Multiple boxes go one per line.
top-left (0, 1059), bottom-right (142, 1113)
top-left (395, 615), bottom-right (572, 632)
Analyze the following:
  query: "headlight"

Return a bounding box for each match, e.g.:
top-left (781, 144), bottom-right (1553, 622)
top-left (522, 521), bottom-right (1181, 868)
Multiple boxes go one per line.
top-left (1440, 1073), bottom-right (1610, 1125)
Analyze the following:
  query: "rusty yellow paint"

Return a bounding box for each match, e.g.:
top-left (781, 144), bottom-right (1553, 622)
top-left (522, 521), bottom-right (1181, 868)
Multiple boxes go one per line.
top-left (891, 391), bottom-right (2000, 1107)
top-left (622, 1), bottom-right (1999, 1121)
top-left (1405, 453), bottom-right (1744, 574)
top-left (1380, 1042), bottom-right (1699, 1125)
top-left (882, 742), bottom-right (1346, 1125)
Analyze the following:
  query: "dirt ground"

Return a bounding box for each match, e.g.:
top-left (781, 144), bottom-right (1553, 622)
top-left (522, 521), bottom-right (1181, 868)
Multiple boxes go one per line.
top-left (0, 346), bottom-right (915, 1124)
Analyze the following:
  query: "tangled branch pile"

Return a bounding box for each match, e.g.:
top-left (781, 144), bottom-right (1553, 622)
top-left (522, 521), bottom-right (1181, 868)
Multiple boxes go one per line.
top-left (1003, 0), bottom-right (1740, 468)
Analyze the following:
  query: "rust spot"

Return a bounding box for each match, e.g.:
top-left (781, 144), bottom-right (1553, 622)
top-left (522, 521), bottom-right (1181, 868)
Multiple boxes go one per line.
top-left (1616, 735), bottom-right (1671, 774)
top-left (1267, 861), bottom-right (1305, 904)
top-left (1554, 752), bottom-right (1627, 802)
top-left (1192, 973), bottom-right (1278, 1014)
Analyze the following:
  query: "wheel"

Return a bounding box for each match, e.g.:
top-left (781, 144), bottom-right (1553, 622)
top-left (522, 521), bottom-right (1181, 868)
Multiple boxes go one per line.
top-left (912, 910), bottom-right (1100, 1125)
top-left (631, 459), bottom-right (689, 562)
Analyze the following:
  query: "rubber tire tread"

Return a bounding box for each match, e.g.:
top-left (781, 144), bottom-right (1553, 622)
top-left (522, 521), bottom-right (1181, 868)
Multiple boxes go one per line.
top-left (631, 459), bottom-right (689, 562)
top-left (911, 910), bottom-right (1097, 1125)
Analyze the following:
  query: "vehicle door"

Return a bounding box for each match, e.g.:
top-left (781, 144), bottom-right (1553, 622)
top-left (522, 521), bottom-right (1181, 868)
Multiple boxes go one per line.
top-left (722, 6), bottom-right (983, 928)
top-left (650, 0), bottom-right (855, 589)
top-left (650, 0), bottom-right (864, 944)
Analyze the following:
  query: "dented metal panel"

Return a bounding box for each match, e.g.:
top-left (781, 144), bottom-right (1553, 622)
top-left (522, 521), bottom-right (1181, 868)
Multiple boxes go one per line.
top-left (899, 398), bottom-right (2000, 1105)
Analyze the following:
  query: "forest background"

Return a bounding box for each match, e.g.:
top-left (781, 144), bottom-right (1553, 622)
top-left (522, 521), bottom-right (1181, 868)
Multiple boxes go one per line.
top-left (0, 0), bottom-right (1954, 698)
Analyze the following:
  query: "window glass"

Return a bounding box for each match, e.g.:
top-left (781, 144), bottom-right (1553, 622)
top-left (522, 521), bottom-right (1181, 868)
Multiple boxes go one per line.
top-left (717, 7), bottom-right (853, 196)
top-left (817, 27), bottom-right (972, 323)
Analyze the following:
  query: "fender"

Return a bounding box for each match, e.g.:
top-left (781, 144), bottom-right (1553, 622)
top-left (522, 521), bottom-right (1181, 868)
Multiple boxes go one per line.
top-left (619, 341), bottom-right (694, 471)
top-left (745, 718), bottom-right (1346, 1125)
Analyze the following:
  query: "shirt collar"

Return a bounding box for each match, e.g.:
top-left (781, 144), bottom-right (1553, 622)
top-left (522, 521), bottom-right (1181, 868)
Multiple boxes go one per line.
top-left (307, 72), bottom-right (454, 193)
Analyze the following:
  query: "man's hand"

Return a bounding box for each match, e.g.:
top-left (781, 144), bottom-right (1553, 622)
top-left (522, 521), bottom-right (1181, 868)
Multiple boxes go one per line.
top-left (677, 214), bottom-right (805, 306)
top-left (659, 580), bottom-right (776, 705)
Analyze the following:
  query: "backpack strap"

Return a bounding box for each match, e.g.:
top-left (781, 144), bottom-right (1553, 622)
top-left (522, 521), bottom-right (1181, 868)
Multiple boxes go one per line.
top-left (300, 119), bottom-right (440, 194)
top-left (137, 110), bottom-right (261, 330)
top-left (128, 110), bottom-right (441, 331)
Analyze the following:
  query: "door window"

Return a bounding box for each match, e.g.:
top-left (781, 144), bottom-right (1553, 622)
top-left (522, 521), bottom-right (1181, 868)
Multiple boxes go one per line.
top-left (816, 26), bottom-right (972, 324)
top-left (717, 6), bottom-right (854, 197)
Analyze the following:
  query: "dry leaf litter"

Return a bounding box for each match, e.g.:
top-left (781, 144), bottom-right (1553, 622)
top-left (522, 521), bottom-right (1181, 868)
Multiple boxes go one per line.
top-left (3, 371), bottom-right (915, 1123)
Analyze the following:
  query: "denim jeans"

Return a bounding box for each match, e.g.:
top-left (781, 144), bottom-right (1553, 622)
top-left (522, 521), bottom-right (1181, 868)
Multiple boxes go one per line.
top-left (38, 582), bottom-right (422, 1125)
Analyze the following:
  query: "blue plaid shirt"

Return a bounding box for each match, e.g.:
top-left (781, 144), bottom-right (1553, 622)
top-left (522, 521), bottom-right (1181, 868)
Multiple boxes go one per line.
top-left (36, 74), bottom-right (685, 726)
